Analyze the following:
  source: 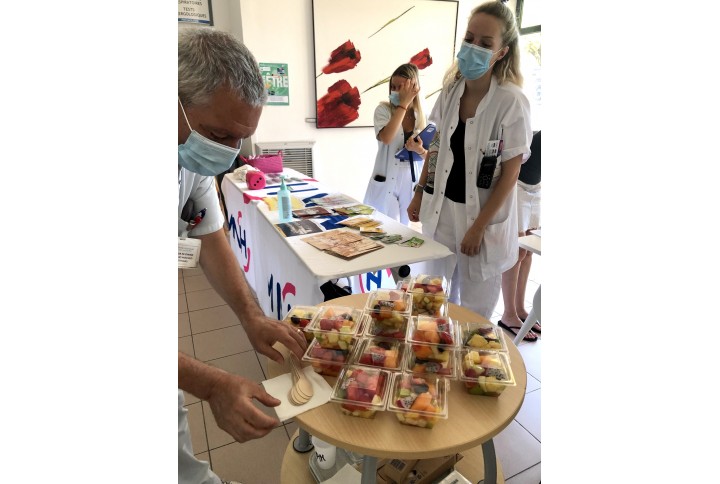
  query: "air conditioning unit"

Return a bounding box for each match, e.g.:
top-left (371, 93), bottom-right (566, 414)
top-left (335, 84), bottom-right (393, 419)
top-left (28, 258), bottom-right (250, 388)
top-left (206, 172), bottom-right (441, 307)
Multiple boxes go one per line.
top-left (255, 141), bottom-right (315, 178)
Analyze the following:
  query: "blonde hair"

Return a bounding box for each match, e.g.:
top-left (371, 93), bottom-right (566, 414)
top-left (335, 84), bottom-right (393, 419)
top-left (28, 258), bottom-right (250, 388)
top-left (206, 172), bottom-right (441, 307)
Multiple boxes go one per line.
top-left (442, 1), bottom-right (523, 90)
top-left (384, 63), bottom-right (427, 132)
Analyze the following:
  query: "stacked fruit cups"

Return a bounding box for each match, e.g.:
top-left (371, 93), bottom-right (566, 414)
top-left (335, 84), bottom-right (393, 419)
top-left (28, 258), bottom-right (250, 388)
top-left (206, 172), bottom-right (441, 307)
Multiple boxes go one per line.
top-left (301, 306), bottom-right (364, 377)
top-left (457, 321), bottom-right (515, 396)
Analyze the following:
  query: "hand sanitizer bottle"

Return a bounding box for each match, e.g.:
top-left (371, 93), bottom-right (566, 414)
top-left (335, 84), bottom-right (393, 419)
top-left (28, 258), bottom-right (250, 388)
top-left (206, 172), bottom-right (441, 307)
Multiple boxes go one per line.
top-left (277, 175), bottom-right (292, 223)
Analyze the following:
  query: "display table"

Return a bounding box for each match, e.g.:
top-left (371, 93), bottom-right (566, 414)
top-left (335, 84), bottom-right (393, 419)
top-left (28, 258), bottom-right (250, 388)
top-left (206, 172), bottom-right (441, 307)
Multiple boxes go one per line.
top-left (268, 293), bottom-right (527, 484)
top-left (220, 169), bottom-right (455, 320)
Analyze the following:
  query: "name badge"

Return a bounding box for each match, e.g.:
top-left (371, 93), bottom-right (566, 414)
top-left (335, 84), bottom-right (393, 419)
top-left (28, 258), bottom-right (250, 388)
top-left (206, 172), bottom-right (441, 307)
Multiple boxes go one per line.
top-left (178, 237), bottom-right (202, 269)
top-left (485, 139), bottom-right (501, 157)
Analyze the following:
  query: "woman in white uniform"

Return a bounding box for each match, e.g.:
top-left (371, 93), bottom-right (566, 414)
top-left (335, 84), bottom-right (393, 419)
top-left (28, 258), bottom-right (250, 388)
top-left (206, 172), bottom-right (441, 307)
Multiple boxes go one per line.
top-left (407, 0), bottom-right (532, 319)
top-left (364, 63), bottom-right (427, 225)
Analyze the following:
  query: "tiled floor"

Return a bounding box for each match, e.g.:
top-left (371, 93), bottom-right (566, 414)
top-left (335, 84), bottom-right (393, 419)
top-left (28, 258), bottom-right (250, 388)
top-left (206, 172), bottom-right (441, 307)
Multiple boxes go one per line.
top-left (179, 257), bottom-right (541, 484)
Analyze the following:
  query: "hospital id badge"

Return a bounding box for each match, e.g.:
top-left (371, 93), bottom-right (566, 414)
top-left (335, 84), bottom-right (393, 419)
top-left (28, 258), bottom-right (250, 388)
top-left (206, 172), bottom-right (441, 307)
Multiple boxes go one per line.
top-left (178, 237), bottom-right (202, 269)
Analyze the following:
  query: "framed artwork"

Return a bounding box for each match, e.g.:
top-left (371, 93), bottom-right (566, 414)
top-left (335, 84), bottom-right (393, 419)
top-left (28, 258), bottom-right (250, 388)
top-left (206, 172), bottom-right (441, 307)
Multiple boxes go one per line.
top-left (312, 0), bottom-right (458, 129)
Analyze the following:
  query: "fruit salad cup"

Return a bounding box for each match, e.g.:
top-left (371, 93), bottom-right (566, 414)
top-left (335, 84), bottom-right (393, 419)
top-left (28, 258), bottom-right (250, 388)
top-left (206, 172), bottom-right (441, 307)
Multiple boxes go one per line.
top-left (402, 349), bottom-right (457, 379)
top-left (305, 306), bottom-right (362, 351)
top-left (364, 289), bottom-right (412, 340)
top-left (458, 349), bottom-right (515, 397)
top-left (409, 274), bottom-right (449, 317)
top-left (406, 315), bottom-right (458, 364)
top-left (386, 373), bottom-right (448, 428)
top-left (459, 321), bottom-right (507, 353)
top-left (283, 305), bottom-right (322, 343)
top-left (330, 365), bottom-right (391, 419)
top-left (301, 338), bottom-right (353, 377)
top-left (363, 310), bottom-right (410, 340)
top-left (350, 337), bottom-right (405, 371)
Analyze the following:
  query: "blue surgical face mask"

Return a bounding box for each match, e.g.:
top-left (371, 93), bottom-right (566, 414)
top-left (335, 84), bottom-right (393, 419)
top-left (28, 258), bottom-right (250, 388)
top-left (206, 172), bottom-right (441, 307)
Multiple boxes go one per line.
top-left (456, 41), bottom-right (502, 81)
top-left (389, 91), bottom-right (401, 107)
top-left (178, 98), bottom-right (241, 176)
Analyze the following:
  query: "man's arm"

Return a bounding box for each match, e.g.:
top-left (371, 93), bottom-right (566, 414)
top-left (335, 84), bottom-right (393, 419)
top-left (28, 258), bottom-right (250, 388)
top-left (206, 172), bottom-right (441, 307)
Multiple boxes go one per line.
top-left (179, 351), bottom-right (280, 442)
top-left (196, 228), bottom-right (306, 362)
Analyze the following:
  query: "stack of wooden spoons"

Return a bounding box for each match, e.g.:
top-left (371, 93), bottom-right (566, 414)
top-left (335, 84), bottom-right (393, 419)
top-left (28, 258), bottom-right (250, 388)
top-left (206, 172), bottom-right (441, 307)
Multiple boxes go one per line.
top-left (288, 353), bottom-right (314, 406)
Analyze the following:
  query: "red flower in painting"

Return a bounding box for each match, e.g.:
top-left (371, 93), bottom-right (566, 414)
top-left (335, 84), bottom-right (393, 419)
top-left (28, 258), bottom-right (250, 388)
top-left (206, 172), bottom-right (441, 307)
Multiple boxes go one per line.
top-left (409, 48), bottom-right (432, 69)
top-left (317, 80), bottom-right (361, 128)
top-left (321, 40), bottom-right (362, 75)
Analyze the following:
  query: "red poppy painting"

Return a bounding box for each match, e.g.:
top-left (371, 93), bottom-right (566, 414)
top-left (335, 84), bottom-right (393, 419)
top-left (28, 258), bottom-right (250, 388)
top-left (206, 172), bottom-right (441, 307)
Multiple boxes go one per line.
top-left (313, 0), bottom-right (458, 128)
top-left (321, 41), bottom-right (362, 75)
top-left (409, 48), bottom-right (433, 70)
top-left (316, 80), bottom-right (361, 128)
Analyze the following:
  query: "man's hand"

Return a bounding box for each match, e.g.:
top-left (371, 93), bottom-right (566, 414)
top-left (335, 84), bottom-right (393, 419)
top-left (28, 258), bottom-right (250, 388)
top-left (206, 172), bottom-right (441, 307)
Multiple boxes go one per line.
top-left (244, 315), bottom-right (307, 364)
top-left (206, 371), bottom-right (281, 443)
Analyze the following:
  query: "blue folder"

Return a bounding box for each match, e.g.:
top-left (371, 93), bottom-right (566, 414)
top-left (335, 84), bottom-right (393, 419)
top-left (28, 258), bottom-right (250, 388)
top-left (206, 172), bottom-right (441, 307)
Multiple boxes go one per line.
top-left (395, 123), bottom-right (437, 162)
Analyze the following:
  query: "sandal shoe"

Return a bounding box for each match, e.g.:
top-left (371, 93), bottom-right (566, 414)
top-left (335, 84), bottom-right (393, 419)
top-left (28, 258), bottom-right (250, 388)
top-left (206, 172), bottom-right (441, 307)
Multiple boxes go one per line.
top-left (519, 317), bottom-right (541, 334)
top-left (498, 320), bottom-right (538, 342)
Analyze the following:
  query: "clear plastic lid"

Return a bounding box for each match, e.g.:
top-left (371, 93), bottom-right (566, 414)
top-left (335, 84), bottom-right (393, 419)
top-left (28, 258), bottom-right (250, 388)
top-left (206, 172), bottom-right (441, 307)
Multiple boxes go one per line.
top-left (330, 365), bottom-right (391, 413)
top-left (402, 347), bottom-right (457, 379)
top-left (408, 274), bottom-right (449, 295)
top-left (284, 305), bottom-right (323, 328)
top-left (349, 337), bottom-right (405, 370)
top-left (363, 309), bottom-right (411, 341)
top-left (386, 373), bottom-right (449, 424)
top-left (458, 321), bottom-right (508, 353)
top-left (365, 289), bottom-right (412, 314)
top-left (301, 338), bottom-right (354, 377)
top-left (305, 306), bottom-right (363, 351)
top-left (405, 315), bottom-right (459, 362)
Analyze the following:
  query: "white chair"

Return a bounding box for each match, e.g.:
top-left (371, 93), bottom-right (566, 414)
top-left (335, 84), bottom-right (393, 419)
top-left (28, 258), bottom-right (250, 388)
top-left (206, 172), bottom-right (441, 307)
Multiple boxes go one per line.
top-left (513, 285), bottom-right (540, 345)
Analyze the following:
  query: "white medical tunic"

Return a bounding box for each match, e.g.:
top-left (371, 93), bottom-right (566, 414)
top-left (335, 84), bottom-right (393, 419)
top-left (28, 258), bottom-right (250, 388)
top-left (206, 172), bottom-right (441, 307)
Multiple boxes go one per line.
top-left (363, 103), bottom-right (422, 225)
top-left (419, 76), bottom-right (532, 282)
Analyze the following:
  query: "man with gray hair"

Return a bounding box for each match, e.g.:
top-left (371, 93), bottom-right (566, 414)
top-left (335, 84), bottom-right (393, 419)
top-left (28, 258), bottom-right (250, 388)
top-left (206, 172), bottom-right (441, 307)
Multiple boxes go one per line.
top-left (177, 27), bottom-right (307, 484)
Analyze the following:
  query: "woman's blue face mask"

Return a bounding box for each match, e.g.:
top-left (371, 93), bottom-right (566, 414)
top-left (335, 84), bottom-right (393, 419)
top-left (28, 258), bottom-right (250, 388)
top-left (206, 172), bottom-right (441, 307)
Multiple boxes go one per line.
top-left (177, 98), bottom-right (241, 176)
top-left (389, 91), bottom-right (401, 107)
top-left (456, 41), bottom-right (503, 80)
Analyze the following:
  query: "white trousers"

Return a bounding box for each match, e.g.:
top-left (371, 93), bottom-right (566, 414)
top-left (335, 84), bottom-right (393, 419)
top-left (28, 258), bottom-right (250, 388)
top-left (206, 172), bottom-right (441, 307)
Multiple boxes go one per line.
top-left (433, 198), bottom-right (502, 319)
top-left (179, 390), bottom-right (220, 484)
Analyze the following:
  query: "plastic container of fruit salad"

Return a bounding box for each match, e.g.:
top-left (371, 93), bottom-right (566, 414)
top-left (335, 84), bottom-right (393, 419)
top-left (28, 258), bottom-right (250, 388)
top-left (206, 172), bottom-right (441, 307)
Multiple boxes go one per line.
top-left (459, 321), bottom-right (508, 354)
top-left (386, 373), bottom-right (449, 428)
top-left (408, 274), bottom-right (449, 317)
top-left (405, 315), bottom-right (459, 364)
top-left (350, 337), bottom-right (405, 371)
top-left (365, 289), bottom-right (412, 314)
top-left (301, 338), bottom-right (354, 377)
top-left (304, 306), bottom-right (363, 351)
top-left (363, 309), bottom-right (410, 340)
top-left (330, 365), bottom-right (391, 419)
top-left (363, 289), bottom-right (413, 339)
top-left (402, 346), bottom-right (457, 379)
top-left (283, 305), bottom-right (322, 342)
top-left (458, 348), bottom-right (515, 397)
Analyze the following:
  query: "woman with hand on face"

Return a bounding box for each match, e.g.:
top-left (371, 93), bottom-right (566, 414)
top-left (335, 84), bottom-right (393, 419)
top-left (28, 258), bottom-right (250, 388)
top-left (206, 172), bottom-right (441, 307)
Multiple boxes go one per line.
top-left (363, 63), bottom-right (427, 225)
top-left (407, 0), bottom-right (532, 319)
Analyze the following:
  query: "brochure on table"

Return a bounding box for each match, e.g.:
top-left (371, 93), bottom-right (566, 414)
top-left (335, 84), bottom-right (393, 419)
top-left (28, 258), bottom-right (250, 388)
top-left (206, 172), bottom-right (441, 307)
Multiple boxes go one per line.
top-left (220, 168), bottom-right (454, 320)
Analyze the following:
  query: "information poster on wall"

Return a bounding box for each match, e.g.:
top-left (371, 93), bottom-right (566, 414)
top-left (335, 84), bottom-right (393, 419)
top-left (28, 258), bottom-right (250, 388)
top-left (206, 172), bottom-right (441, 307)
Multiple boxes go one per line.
top-left (178, 0), bottom-right (213, 25)
top-left (260, 63), bottom-right (289, 106)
